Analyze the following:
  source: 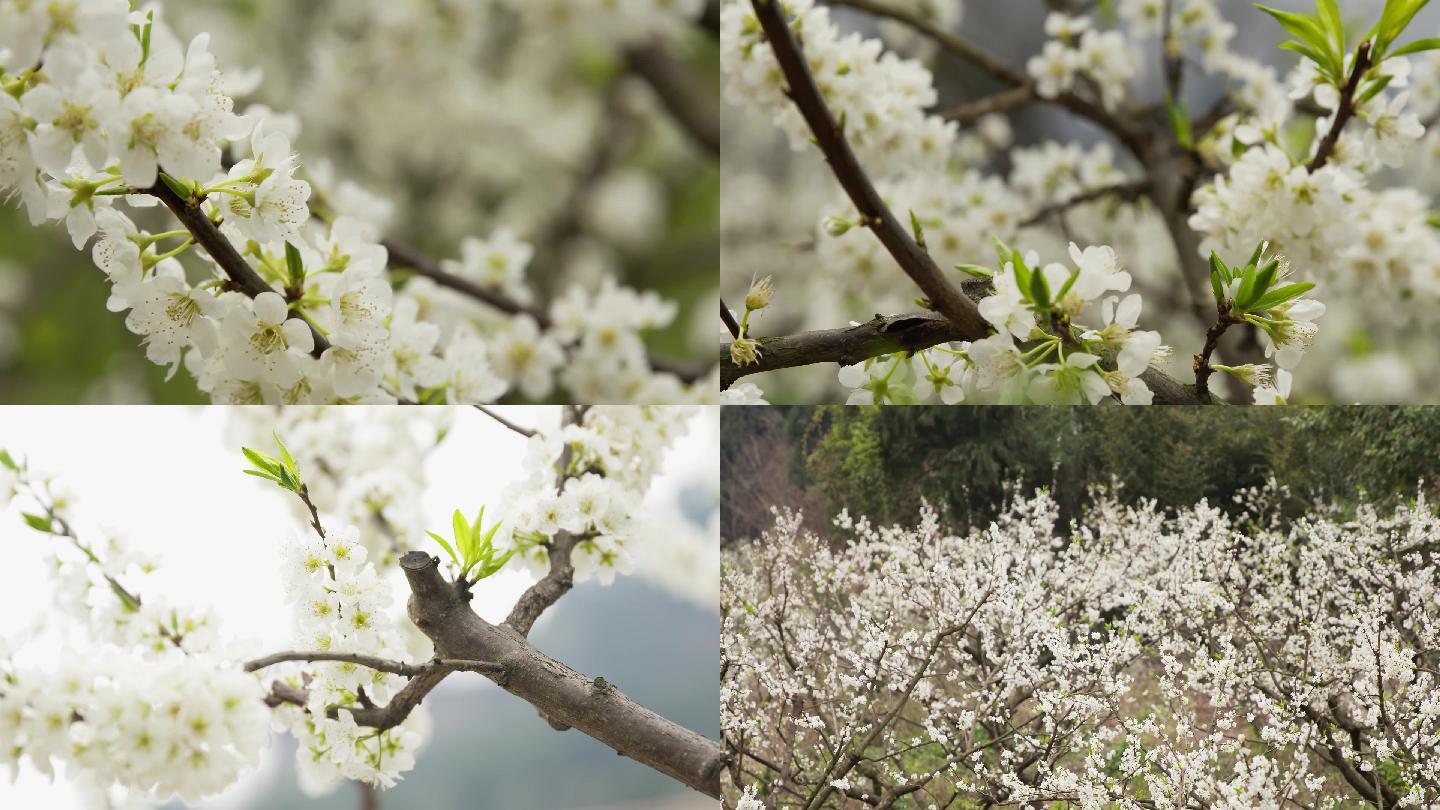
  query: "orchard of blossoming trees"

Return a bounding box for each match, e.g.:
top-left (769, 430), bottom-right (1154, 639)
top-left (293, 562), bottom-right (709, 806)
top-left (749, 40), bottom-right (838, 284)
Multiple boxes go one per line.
top-left (722, 487), bottom-right (1440, 808)
top-left (0, 0), bottom-right (719, 404)
top-left (0, 406), bottom-right (724, 805)
top-left (719, 0), bottom-right (1440, 405)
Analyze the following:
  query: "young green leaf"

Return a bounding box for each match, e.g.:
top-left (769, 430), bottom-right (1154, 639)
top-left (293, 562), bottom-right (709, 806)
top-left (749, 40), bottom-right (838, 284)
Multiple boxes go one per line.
top-left (1165, 93), bottom-right (1194, 149)
top-left (1250, 281), bottom-right (1317, 312)
top-left (1252, 258), bottom-right (1281, 299)
top-left (1208, 251), bottom-right (1232, 284)
top-left (426, 530), bottom-right (462, 567)
top-left (1210, 267), bottom-right (1226, 304)
top-left (0, 449), bottom-right (17, 472)
top-left (1235, 263), bottom-right (1260, 309)
top-left (284, 242), bottom-right (305, 287)
top-left (954, 263), bottom-right (994, 278)
top-left (1246, 240), bottom-right (1269, 269)
top-left (1316, 0), bottom-right (1345, 52)
top-left (1387, 36), bottom-right (1440, 57)
top-left (22, 513), bottom-right (53, 533)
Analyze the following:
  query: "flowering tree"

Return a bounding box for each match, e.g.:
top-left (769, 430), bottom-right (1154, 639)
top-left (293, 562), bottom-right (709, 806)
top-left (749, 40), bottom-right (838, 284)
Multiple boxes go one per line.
top-left (719, 0), bottom-right (1440, 404)
top-left (722, 488), bottom-right (1440, 807)
top-left (0, 406), bottom-right (723, 805)
top-left (0, 0), bottom-right (718, 403)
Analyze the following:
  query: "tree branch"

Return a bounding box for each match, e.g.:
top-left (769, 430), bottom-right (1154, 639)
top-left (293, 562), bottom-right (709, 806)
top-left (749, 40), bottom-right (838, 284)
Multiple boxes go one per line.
top-left (244, 651), bottom-right (504, 678)
top-left (718, 311), bottom-right (1207, 404)
top-left (943, 85), bottom-right (1036, 125)
top-left (147, 180), bottom-right (329, 356)
top-left (1307, 41), bottom-right (1372, 172)
top-left (753, 0), bottom-right (990, 339)
top-left (396, 551), bottom-right (725, 797)
top-left (625, 42), bottom-right (721, 156)
top-left (720, 298), bottom-right (741, 339)
top-left (474, 405), bottom-right (538, 438)
top-left (1018, 181), bottom-right (1149, 228)
top-left (826, 0), bottom-right (1149, 155)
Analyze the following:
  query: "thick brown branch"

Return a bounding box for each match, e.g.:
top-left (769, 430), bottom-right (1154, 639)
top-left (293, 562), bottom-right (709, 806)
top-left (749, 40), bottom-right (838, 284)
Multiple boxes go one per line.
top-left (397, 551), bottom-right (724, 797)
top-left (719, 311), bottom-right (1207, 404)
top-left (625, 42), bottom-right (721, 156)
top-left (148, 180), bottom-right (329, 356)
top-left (1308, 41), bottom-right (1371, 172)
top-left (753, 0), bottom-right (989, 339)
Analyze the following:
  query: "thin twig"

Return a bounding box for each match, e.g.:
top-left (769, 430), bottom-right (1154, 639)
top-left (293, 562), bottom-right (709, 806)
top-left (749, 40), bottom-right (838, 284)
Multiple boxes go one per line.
top-left (943, 85), bottom-right (1036, 125)
top-left (1019, 181), bottom-right (1149, 228)
top-left (474, 405), bottom-right (538, 438)
top-left (720, 298), bottom-right (741, 338)
top-left (1191, 306), bottom-right (1239, 403)
top-left (245, 651), bottom-right (433, 677)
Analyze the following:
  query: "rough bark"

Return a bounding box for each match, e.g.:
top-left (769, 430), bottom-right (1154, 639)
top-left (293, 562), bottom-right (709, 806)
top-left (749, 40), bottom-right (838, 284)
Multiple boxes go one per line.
top-left (397, 551), bottom-right (725, 797)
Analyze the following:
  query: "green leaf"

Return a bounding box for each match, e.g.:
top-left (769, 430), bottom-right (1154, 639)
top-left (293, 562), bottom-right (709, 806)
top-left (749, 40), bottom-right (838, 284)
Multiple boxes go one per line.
top-left (1375, 0), bottom-right (1431, 55)
top-left (1028, 266), bottom-right (1051, 309)
top-left (426, 530), bottom-right (461, 567)
top-left (242, 448), bottom-right (282, 477)
top-left (1250, 281), bottom-right (1316, 312)
top-left (1246, 240), bottom-right (1269, 269)
top-left (0, 449), bottom-right (17, 471)
top-left (908, 209), bottom-right (925, 246)
top-left (1054, 267), bottom-right (1082, 303)
top-left (1165, 93), bottom-right (1194, 149)
top-left (1210, 268), bottom-right (1226, 304)
top-left (1252, 258), bottom-right (1281, 299)
top-left (158, 171), bottom-right (191, 200)
top-left (1010, 249), bottom-right (1033, 297)
top-left (1316, 0), bottom-right (1345, 53)
top-left (991, 236), bottom-right (1013, 268)
top-left (474, 549), bottom-right (515, 581)
top-left (284, 242), bottom-right (305, 287)
top-left (453, 509), bottom-right (477, 564)
top-left (1388, 36), bottom-right (1440, 56)
top-left (1279, 40), bottom-right (1340, 80)
top-left (242, 469), bottom-right (283, 485)
top-left (1355, 75), bottom-right (1394, 105)
top-left (1209, 251), bottom-right (1231, 284)
top-left (1254, 5), bottom-right (1333, 54)
top-left (1235, 263), bottom-right (1259, 308)
top-left (272, 433), bottom-right (298, 477)
top-left (954, 263), bottom-right (994, 278)
top-left (22, 513), bottom-right (52, 533)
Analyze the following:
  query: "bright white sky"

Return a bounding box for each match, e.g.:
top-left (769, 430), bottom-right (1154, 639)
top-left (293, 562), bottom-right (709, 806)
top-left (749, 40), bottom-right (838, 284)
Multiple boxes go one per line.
top-left (0, 406), bottom-right (717, 809)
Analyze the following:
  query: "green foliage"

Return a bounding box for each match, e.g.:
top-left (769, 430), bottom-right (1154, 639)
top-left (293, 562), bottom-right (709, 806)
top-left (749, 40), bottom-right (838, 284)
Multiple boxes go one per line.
top-left (241, 434), bottom-right (304, 493)
top-left (428, 507), bottom-right (513, 582)
top-left (762, 407), bottom-right (1440, 533)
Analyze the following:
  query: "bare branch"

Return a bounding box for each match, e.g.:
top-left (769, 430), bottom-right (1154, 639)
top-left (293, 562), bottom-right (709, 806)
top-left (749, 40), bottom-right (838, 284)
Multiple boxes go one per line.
top-left (384, 238), bottom-right (550, 325)
top-left (474, 405), bottom-right (538, 438)
top-left (943, 85), bottom-right (1036, 125)
top-left (1018, 181), bottom-right (1150, 228)
top-left (245, 651), bottom-right (432, 677)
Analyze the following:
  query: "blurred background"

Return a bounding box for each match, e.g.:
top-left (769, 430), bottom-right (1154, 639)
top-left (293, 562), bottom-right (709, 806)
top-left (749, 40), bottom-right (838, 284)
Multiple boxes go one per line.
top-left (722, 0), bottom-right (1440, 403)
top-left (0, 406), bottom-right (719, 809)
top-left (0, 0), bottom-right (719, 402)
top-left (723, 405), bottom-right (1440, 540)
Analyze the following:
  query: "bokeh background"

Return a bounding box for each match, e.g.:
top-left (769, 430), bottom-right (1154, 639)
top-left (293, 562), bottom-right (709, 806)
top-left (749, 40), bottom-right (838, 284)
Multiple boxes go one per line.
top-left (0, 406), bottom-right (719, 809)
top-left (0, 0), bottom-right (718, 402)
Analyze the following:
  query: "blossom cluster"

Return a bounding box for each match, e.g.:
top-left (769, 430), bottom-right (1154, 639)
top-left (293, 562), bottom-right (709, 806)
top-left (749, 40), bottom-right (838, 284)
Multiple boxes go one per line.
top-left (837, 241), bottom-right (1172, 404)
top-left (269, 524), bottom-right (427, 792)
top-left (720, 0), bottom-right (957, 177)
top-left (1, 0), bottom-right (711, 404)
top-left (502, 406), bottom-right (694, 585)
top-left (724, 486), bottom-right (1440, 806)
top-left (0, 653), bottom-right (270, 803)
top-left (1025, 13), bottom-right (1138, 110)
